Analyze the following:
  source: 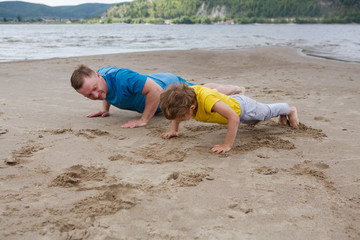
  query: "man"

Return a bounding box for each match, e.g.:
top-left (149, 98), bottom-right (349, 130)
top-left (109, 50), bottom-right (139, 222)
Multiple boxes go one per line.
top-left (71, 65), bottom-right (245, 128)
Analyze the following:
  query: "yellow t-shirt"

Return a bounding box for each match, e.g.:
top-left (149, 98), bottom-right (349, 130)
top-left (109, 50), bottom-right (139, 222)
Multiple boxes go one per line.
top-left (190, 85), bottom-right (241, 124)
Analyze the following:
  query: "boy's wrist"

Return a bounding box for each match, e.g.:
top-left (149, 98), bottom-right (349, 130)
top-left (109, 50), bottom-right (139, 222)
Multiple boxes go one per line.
top-left (223, 143), bottom-right (233, 149)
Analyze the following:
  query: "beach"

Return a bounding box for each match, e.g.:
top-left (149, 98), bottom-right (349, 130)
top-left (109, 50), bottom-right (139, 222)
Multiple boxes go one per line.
top-left (0, 48), bottom-right (359, 239)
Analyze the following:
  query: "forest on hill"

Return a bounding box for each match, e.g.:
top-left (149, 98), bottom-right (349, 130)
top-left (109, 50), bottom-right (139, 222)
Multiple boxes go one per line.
top-left (101, 0), bottom-right (360, 24)
top-left (1, 0), bottom-right (358, 24)
top-left (0, 1), bottom-right (114, 22)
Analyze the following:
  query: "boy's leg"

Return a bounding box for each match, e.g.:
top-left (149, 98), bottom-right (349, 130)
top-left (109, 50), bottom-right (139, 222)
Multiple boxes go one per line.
top-left (288, 106), bottom-right (299, 127)
top-left (254, 102), bottom-right (299, 128)
top-left (279, 115), bottom-right (288, 125)
top-left (262, 103), bottom-right (291, 122)
top-left (278, 107), bottom-right (299, 127)
top-left (203, 83), bottom-right (246, 95)
top-left (230, 95), bottom-right (297, 127)
top-left (238, 96), bottom-right (290, 123)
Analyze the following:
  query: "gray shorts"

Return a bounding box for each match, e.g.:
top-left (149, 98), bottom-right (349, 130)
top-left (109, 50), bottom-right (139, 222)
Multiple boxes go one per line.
top-left (230, 95), bottom-right (290, 125)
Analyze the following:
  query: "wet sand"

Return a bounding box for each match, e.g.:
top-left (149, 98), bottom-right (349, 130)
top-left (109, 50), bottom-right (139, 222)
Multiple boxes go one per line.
top-left (0, 48), bottom-right (359, 239)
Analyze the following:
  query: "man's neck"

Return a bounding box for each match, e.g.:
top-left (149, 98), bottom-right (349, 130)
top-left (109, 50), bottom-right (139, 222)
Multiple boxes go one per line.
top-left (100, 76), bottom-right (109, 94)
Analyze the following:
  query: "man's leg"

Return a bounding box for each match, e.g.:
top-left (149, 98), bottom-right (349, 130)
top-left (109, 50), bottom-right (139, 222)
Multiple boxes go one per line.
top-left (203, 83), bottom-right (246, 95)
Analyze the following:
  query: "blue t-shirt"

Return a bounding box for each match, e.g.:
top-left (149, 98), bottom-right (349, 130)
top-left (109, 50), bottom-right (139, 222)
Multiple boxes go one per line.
top-left (97, 67), bottom-right (194, 113)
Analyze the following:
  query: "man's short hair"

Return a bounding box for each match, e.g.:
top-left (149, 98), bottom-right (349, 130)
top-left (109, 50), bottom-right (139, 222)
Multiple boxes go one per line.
top-left (70, 64), bottom-right (95, 90)
top-left (160, 84), bottom-right (197, 120)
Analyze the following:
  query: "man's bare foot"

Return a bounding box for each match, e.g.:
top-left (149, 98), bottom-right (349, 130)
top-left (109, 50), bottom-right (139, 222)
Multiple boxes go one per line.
top-left (278, 115), bottom-right (288, 125)
top-left (234, 86), bottom-right (246, 95)
top-left (203, 83), bottom-right (246, 95)
top-left (288, 106), bottom-right (299, 128)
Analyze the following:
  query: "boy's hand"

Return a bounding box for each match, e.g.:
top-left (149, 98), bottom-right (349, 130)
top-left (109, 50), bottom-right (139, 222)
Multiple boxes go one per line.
top-left (211, 144), bottom-right (231, 154)
top-left (162, 131), bottom-right (179, 139)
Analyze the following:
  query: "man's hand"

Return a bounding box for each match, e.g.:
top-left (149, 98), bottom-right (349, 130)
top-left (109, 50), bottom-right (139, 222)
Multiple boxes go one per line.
top-left (121, 119), bottom-right (147, 128)
top-left (86, 110), bottom-right (109, 118)
top-left (211, 144), bottom-right (231, 154)
top-left (161, 131), bottom-right (179, 139)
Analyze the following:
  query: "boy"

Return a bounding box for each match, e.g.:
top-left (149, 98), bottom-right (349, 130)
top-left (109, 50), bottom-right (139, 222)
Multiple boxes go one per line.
top-left (160, 84), bottom-right (299, 154)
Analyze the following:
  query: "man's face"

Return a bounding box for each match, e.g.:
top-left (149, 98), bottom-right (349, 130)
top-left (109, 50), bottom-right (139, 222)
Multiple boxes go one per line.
top-left (77, 73), bottom-right (107, 100)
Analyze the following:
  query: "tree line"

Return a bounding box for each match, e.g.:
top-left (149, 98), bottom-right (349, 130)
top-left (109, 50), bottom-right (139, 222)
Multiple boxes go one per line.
top-left (101, 0), bottom-right (359, 24)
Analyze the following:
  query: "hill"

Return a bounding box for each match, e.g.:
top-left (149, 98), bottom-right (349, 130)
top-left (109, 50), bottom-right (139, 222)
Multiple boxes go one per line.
top-left (0, 1), bottom-right (115, 20)
top-left (104, 0), bottom-right (360, 24)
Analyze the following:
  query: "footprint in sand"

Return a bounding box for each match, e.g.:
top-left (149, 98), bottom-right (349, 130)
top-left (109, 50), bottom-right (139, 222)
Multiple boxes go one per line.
top-left (232, 135), bottom-right (295, 154)
top-left (108, 153), bottom-right (134, 162)
top-left (0, 128), bottom-right (8, 135)
top-left (287, 161), bottom-right (335, 191)
top-left (231, 122), bottom-right (326, 154)
top-left (134, 143), bottom-right (187, 164)
top-left (74, 129), bottom-right (110, 139)
top-left (49, 165), bottom-right (107, 188)
top-left (228, 202), bottom-right (253, 214)
top-left (166, 168), bottom-right (213, 187)
top-left (45, 181), bottom-right (139, 234)
top-left (189, 121), bottom-right (326, 156)
top-left (145, 124), bottom-right (168, 137)
top-left (71, 183), bottom-right (138, 216)
top-left (314, 116), bottom-right (331, 122)
top-left (184, 124), bottom-right (226, 133)
top-left (40, 128), bottom-right (124, 140)
top-left (253, 166), bottom-right (279, 175)
top-left (6, 143), bottom-right (45, 165)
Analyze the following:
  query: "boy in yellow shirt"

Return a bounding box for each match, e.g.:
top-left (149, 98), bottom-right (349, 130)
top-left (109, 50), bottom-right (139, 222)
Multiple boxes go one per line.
top-left (160, 84), bottom-right (299, 154)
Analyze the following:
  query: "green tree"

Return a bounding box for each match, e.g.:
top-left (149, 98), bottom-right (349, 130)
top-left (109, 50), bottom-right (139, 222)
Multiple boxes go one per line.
top-left (103, 0), bottom-right (360, 24)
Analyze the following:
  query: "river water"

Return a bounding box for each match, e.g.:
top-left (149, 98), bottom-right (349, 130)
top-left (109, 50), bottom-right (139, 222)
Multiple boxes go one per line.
top-left (0, 24), bottom-right (359, 63)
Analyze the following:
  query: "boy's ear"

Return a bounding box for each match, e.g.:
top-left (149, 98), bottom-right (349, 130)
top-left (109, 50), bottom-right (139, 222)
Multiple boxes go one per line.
top-left (190, 105), bottom-right (196, 110)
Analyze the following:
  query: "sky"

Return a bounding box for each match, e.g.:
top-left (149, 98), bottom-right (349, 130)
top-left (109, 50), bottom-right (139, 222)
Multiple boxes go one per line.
top-left (0, 0), bottom-right (132, 6)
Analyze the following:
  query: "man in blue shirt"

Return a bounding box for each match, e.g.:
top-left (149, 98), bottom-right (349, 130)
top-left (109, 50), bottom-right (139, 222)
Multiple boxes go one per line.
top-left (71, 65), bottom-right (245, 128)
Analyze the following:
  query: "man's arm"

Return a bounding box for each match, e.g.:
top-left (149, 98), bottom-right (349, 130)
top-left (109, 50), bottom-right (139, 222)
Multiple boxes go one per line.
top-left (211, 100), bottom-right (240, 153)
top-left (86, 100), bottom-right (111, 118)
top-left (121, 78), bottom-right (163, 128)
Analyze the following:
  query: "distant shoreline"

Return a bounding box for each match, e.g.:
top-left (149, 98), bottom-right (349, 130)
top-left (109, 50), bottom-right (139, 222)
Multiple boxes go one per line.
top-left (1, 47), bottom-right (359, 65)
top-left (1, 21), bottom-right (360, 25)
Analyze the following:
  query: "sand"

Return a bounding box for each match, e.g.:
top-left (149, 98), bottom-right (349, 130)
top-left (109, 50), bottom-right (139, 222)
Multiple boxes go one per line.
top-left (0, 48), bottom-right (359, 239)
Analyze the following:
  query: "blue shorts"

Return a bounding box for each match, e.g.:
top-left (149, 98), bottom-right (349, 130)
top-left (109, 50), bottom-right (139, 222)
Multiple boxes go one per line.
top-left (178, 76), bottom-right (195, 86)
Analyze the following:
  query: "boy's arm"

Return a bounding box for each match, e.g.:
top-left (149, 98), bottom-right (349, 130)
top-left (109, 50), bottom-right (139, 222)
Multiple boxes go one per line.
top-left (86, 100), bottom-right (110, 118)
top-left (162, 119), bottom-right (181, 138)
top-left (211, 100), bottom-right (240, 153)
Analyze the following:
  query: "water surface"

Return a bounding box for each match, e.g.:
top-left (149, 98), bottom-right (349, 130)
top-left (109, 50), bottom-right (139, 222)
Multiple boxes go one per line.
top-left (0, 24), bottom-right (359, 63)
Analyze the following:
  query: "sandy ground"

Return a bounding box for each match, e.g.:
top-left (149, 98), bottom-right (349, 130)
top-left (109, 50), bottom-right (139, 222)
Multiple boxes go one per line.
top-left (0, 48), bottom-right (359, 240)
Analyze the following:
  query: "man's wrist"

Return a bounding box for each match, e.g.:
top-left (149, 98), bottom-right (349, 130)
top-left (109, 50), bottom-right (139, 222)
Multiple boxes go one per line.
top-left (140, 117), bottom-right (149, 124)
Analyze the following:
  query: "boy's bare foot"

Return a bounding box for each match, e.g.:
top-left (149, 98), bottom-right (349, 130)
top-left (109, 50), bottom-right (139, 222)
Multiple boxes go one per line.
top-left (278, 115), bottom-right (288, 125)
top-left (288, 106), bottom-right (299, 128)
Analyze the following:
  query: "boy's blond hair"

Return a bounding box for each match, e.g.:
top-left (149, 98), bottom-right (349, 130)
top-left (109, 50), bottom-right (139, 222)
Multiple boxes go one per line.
top-left (70, 64), bottom-right (96, 90)
top-left (160, 84), bottom-right (197, 120)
